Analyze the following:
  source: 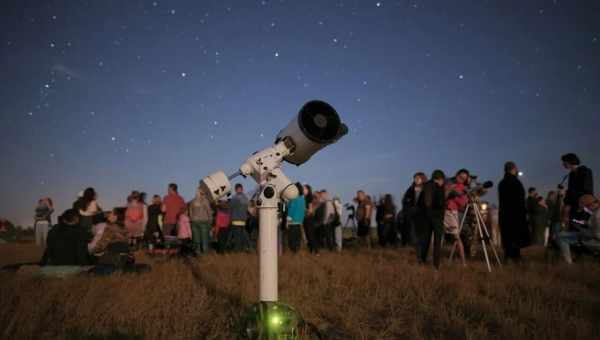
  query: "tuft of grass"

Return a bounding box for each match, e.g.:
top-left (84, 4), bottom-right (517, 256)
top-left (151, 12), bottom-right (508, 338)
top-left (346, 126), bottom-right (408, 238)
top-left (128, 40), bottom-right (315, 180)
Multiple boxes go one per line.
top-left (1, 243), bottom-right (599, 339)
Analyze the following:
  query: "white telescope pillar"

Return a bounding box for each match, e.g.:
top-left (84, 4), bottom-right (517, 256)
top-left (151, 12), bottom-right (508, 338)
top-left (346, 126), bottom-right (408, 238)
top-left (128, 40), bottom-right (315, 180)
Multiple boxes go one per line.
top-left (257, 185), bottom-right (280, 302)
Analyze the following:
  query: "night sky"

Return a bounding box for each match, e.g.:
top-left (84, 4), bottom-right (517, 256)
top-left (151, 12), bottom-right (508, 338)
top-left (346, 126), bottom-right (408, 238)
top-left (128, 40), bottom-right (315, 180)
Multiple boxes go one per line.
top-left (1, 0), bottom-right (599, 227)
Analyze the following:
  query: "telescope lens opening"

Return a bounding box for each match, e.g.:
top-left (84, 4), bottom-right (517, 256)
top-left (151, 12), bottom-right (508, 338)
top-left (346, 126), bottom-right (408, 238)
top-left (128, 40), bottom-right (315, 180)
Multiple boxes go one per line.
top-left (298, 100), bottom-right (342, 143)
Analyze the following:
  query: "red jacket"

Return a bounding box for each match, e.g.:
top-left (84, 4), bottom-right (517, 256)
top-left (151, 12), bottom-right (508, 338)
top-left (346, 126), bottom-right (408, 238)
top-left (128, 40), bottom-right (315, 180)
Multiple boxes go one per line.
top-left (163, 193), bottom-right (185, 225)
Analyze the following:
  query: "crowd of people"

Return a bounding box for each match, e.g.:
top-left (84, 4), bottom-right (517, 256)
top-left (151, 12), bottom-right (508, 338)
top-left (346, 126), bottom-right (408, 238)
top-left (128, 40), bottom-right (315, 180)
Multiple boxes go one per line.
top-left (34, 152), bottom-right (598, 271)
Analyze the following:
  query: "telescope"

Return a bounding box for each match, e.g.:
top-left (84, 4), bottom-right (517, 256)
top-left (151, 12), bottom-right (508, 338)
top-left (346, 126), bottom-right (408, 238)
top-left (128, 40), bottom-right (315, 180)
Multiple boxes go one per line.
top-left (199, 100), bottom-right (347, 339)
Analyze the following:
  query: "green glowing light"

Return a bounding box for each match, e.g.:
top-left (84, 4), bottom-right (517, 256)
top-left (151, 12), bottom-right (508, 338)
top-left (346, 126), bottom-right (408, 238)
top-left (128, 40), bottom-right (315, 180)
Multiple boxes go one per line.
top-left (270, 314), bottom-right (282, 327)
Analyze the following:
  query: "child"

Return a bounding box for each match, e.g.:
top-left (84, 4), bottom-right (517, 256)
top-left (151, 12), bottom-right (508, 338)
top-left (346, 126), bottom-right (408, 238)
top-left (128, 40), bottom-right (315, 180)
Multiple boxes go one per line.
top-left (177, 210), bottom-right (194, 256)
top-left (125, 191), bottom-right (146, 249)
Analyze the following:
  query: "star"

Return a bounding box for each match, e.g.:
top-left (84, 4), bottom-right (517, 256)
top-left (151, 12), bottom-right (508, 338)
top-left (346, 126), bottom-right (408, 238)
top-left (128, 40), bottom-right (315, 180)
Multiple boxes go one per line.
top-left (213, 120), bottom-right (219, 126)
top-left (170, 9), bottom-right (176, 15)
top-left (111, 136), bottom-right (116, 141)
top-left (376, 2), bottom-right (382, 7)
top-left (362, 80), bottom-right (368, 86)
top-left (49, 42), bottom-right (55, 48)
top-left (333, 38), bottom-right (338, 43)
top-left (274, 51), bottom-right (279, 57)
top-left (152, 1), bottom-right (158, 7)
top-left (181, 72), bottom-right (187, 77)
top-left (458, 74), bottom-right (464, 79)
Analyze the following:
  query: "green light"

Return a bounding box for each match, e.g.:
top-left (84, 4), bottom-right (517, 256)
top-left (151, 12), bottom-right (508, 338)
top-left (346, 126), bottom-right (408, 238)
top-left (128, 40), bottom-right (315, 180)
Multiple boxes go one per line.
top-left (270, 313), bottom-right (282, 327)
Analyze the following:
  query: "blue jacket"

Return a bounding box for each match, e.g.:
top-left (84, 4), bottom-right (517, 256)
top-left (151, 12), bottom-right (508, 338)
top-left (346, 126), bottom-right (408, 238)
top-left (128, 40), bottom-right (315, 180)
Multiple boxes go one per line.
top-left (287, 196), bottom-right (306, 225)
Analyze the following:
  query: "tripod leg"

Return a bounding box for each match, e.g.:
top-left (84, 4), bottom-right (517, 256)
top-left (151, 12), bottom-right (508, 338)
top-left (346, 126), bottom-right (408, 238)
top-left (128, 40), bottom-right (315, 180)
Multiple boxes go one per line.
top-left (450, 206), bottom-right (469, 261)
top-left (475, 207), bottom-right (502, 266)
top-left (474, 206), bottom-right (492, 272)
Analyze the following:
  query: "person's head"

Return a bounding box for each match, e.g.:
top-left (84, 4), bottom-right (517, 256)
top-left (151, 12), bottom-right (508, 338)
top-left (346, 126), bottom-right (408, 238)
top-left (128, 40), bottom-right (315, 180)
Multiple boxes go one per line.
top-left (303, 184), bottom-right (312, 197)
top-left (384, 194), bottom-right (394, 207)
top-left (235, 183), bottom-right (244, 194)
top-left (109, 207), bottom-right (126, 225)
top-left (320, 190), bottom-right (329, 201)
top-left (431, 170), bottom-right (446, 186)
top-left (83, 187), bottom-right (96, 203)
top-left (60, 209), bottom-right (79, 226)
top-left (561, 153), bottom-right (580, 171)
top-left (139, 192), bottom-right (147, 204)
top-left (579, 194), bottom-right (599, 210)
top-left (413, 172), bottom-right (427, 186)
top-left (455, 169), bottom-right (470, 184)
top-left (357, 190), bottom-right (366, 202)
top-left (528, 187), bottom-right (537, 196)
top-left (168, 183), bottom-right (178, 194)
top-left (152, 194), bottom-right (162, 205)
top-left (128, 191), bottom-right (141, 203)
top-left (504, 161), bottom-right (518, 176)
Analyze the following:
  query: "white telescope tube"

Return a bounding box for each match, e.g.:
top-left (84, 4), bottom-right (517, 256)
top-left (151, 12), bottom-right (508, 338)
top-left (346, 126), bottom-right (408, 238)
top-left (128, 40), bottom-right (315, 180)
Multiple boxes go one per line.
top-left (258, 202), bottom-right (279, 301)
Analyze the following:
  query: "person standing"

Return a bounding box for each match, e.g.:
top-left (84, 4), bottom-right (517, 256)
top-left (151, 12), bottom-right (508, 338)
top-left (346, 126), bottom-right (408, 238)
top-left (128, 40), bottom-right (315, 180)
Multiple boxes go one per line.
top-left (561, 153), bottom-right (594, 227)
top-left (416, 170), bottom-right (446, 269)
top-left (125, 191), bottom-right (146, 249)
top-left (545, 190), bottom-right (563, 246)
top-left (145, 195), bottom-right (164, 246)
top-left (498, 161), bottom-right (530, 262)
top-left (303, 184), bottom-right (318, 254)
top-left (188, 187), bottom-right (214, 255)
top-left (401, 173), bottom-right (427, 246)
top-left (332, 196), bottom-right (343, 252)
top-left (444, 169), bottom-right (469, 266)
top-left (286, 192), bottom-right (306, 253)
top-left (34, 197), bottom-right (54, 246)
top-left (162, 183), bottom-right (186, 237)
top-left (382, 194), bottom-right (397, 247)
top-left (227, 184), bottom-right (251, 252)
top-left (356, 190), bottom-right (373, 248)
top-left (531, 196), bottom-right (549, 245)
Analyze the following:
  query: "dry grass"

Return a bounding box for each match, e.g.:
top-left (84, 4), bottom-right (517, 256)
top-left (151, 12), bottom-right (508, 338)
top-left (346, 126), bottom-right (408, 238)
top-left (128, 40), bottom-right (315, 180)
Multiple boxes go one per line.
top-left (1, 243), bottom-right (600, 340)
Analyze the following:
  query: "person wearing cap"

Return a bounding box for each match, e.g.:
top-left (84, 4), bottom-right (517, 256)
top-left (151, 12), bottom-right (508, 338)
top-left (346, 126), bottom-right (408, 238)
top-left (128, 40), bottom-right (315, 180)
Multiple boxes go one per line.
top-left (556, 194), bottom-right (600, 264)
top-left (416, 170), bottom-right (447, 269)
top-left (498, 161), bottom-right (530, 262)
top-left (561, 153), bottom-right (594, 227)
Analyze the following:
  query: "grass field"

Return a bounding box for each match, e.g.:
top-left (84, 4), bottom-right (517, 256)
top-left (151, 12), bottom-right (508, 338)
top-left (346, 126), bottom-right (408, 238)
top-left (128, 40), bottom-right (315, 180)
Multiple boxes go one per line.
top-left (1, 243), bottom-right (600, 340)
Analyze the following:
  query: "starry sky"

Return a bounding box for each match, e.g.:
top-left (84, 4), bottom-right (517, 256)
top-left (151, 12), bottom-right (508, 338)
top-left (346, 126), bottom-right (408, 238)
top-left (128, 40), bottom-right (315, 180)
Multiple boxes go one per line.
top-left (1, 0), bottom-right (599, 227)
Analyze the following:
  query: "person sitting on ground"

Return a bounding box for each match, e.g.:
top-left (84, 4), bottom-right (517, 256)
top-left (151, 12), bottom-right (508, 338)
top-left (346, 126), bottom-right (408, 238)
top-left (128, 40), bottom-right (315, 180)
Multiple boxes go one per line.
top-left (40, 209), bottom-right (91, 266)
top-left (89, 208), bottom-right (129, 257)
top-left (556, 195), bottom-right (600, 264)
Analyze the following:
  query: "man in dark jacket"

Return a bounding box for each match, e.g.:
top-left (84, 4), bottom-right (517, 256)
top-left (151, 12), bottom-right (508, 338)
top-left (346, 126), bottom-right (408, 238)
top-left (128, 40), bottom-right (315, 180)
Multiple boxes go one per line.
top-left (562, 153), bottom-right (594, 226)
top-left (40, 209), bottom-right (91, 266)
top-left (416, 170), bottom-right (446, 269)
top-left (498, 162), bottom-right (530, 262)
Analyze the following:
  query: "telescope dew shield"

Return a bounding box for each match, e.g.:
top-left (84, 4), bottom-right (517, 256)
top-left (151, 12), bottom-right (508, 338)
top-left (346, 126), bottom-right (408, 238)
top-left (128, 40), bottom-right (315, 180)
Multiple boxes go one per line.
top-left (276, 100), bottom-right (348, 166)
top-left (199, 171), bottom-right (231, 202)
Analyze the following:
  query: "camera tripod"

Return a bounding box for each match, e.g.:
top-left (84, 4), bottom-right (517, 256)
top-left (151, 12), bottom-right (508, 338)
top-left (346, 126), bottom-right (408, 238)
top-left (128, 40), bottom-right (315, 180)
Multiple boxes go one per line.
top-left (449, 197), bottom-right (502, 272)
top-left (343, 214), bottom-right (357, 236)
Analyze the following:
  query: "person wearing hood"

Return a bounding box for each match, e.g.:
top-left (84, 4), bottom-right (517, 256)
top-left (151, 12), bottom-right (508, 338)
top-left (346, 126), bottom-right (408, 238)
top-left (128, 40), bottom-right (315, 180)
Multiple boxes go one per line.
top-left (498, 161), bottom-right (530, 262)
